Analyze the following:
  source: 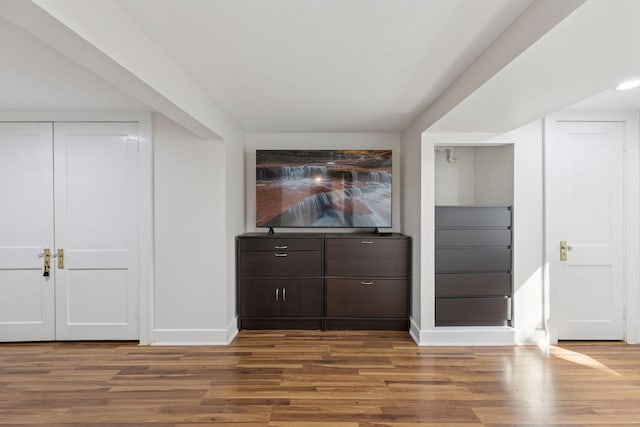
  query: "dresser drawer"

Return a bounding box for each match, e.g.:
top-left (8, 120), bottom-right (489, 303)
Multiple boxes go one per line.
top-left (435, 229), bottom-right (511, 247)
top-left (435, 206), bottom-right (511, 228)
top-left (435, 273), bottom-right (511, 297)
top-left (237, 237), bottom-right (321, 252)
top-left (436, 297), bottom-right (510, 326)
top-left (326, 238), bottom-right (409, 277)
top-left (239, 251), bottom-right (322, 277)
top-left (435, 248), bottom-right (511, 272)
top-left (326, 278), bottom-right (407, 318)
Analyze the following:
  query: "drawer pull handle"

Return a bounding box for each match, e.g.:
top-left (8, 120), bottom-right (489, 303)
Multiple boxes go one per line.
top-left (274, 253), bottom-right (288, 257)
top-left (275, 288), bottom-right (279, 301)
top-left (274, 245), bottom-right (288, 249)
top-left (282, 287), bottom-right (286, 301)
top-left (361, 281), bottom-right (374, 285)
top-left (361, 241), bottom-right (373, 244)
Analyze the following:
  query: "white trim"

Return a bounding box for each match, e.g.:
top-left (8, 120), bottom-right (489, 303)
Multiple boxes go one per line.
top-left (0, 110), bottom-right (152, 123)
top-left (416, 326), bottom-right (516, 346)
top-left (421, 132), bottom-right (509, 332)
top-left (409, 317), bottom-right (420, 344)
top-left (137, 113), bottom-right (153, 345)
top-left (514, 328), bottom-right (547, 346)
top-left (226, 317), bottom-right (239, 344)
top-left (545, 110), bottom-right (640, 344)
top-left (623, 112), bottom-right (640, 344)
top-left (0, 110), bottom-right (154, 345)
top-left (153, 320), bottom-right (238, 346)
top-left (421, 131), bottom-right (535, 346)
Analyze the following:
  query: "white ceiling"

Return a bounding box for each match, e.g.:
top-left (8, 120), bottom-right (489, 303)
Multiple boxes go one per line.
top-left (0, 0), bottom-right (532, 131)
top-left (113, 0), bottom-right (533, 132)
top-left (5, 0), bottom-right (637, 137)
top-left (569, 88), bottom-right (640, 111)
top-left (430, 0), bottom-right (640, 134)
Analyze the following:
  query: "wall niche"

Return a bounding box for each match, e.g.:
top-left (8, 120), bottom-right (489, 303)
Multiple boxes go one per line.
top-left (434, 144), bottom-right (514, 206)
top-left (434, 144), bottom-right (514, 327)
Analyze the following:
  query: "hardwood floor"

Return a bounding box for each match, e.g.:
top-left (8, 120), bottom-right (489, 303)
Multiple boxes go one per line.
top-left (1, 331), bottom-right (640, 426)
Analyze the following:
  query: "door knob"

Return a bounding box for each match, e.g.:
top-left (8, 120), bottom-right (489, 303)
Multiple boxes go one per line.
top-left (560, 240), bottom-right (568, 261)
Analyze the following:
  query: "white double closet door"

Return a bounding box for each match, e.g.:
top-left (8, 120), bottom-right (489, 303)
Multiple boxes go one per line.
top-left (0, 122), bottom-right (139, 341)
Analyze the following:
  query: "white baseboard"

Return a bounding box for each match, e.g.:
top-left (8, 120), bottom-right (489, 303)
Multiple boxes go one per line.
top-left (226, 317), bottom-right (239, 343)
top-left (152, 317), bottom-right (239, 346)
top-left (415, 326), bottom-right (516, 346)
top-left (409, 317), bottom-right (421, 345)
top-left (515, 328), bottom-right (547, 346)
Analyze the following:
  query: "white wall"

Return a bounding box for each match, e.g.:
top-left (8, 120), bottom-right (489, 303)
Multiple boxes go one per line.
top-left (474, 144), bottom-right (514, 205)
top-left (224, 123), bottom-right (245, 340)
top-left (509, 122), bottom-right (544, 343)
top-left (434, 146), bottom-right (475, 205)
top-left (153, 113), bottom-right (230, 344)
top-left (434, 145), bottom-right (514, 206)
top-left (418, 121), bottom-right (544, 345)
top-left (244, 133), bottom-right (401, 232)
top-left (400, 126), bottom-right (422, 339)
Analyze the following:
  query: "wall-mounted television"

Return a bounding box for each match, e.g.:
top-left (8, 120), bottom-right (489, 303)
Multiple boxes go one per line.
top-left (256, 149), bottom-right (392, 229)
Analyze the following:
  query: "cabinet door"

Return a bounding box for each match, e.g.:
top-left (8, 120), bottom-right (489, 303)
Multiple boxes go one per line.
top-left (239, 279), bottom-right (282, 317)
top-left (280, 279), bottom-right (322, 317)
top-left (326, 278), bottom-right (407, 318)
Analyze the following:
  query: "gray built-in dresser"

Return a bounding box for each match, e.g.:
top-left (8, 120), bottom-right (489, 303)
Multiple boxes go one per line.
top-left (435, 206), bottom-right (512, 326)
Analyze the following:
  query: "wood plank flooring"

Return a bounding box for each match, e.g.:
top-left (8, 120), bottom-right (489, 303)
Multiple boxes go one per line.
top-left (1, 330), bottom-right (640, 426)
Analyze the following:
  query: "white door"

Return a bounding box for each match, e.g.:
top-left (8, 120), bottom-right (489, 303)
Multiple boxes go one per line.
top-left (547, 120), bottom-right (624, 340)
top-left (0, 122), bottom-right (139, 342)
top-left (54, 123), bottom-right (139, 340)
top-left (0, 123), bottom-right (55, 341)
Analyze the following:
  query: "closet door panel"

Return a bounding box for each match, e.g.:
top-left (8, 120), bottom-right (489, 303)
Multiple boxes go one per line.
top-left (0, 123), bottom-right (55, 341)
top-left (54, 123), bottom-right (139, 340)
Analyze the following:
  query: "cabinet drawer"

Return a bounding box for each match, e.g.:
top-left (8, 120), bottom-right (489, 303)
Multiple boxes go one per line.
top-left (239, 251), bottom-right (322, 276)
top-left (326, 238), bottom-right (409, 277)
top-left (326, 278), bottom-right (407, 318)
top-left (435, 297), bottom-right (510, 326)
top-left (435, 273), bottom-right (511, 297)
top-left (435, 206), bottom-right (511, 228)
top-left (435, 248), bottom-right (511, 272)
top-left (435, 229), bottom-right (511, 247)
top-left (238, 238), bottom-right (321, 252)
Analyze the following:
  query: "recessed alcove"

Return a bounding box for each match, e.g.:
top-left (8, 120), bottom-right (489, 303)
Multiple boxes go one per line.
top-left (433, 143), bottom-right (515, 330)
top-left (434, 144), bottom-right (514, 206)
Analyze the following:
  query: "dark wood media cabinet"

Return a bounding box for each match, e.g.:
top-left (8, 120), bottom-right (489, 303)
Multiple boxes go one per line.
top-left (237, 233), bottom-right (411, 330)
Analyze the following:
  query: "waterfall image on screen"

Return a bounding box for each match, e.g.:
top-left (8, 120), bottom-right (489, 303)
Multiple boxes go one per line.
top-left (256, 150), bottom-right (392, 228)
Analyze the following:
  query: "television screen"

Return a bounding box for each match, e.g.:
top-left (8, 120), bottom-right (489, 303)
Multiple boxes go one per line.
top-left (256, 149), bottom-right (392, 228)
